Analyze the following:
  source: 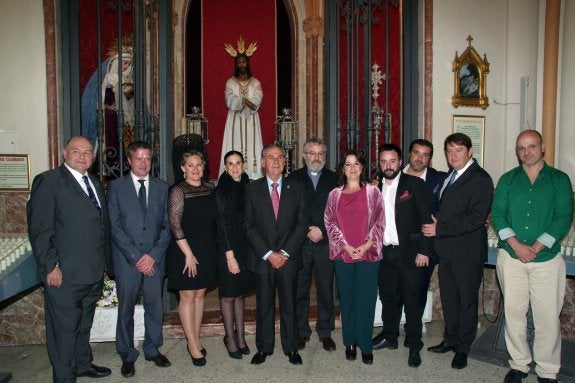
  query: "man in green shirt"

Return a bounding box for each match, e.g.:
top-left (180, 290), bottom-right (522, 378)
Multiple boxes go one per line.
top-left (491, 130), bottom-right (573, 383)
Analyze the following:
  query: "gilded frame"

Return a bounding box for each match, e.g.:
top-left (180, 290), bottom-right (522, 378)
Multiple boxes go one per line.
top-left (452, 36), bottom-right (490, 109)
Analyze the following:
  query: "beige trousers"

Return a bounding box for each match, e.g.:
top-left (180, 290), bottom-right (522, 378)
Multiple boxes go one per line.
top-left (496, 249), bottom-right (565, 379)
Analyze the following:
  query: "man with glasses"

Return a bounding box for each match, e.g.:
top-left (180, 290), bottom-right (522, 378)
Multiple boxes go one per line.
top-left (245, 144), bottom-right (308, 365)
top-left (289, 138), bottom-right (338, 352)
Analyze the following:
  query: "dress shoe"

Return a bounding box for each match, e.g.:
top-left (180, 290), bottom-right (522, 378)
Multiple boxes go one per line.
top-left (451, 352), bottom-right (468, 369)
top-left (373, 338), bottom-right (398, 350)
top-left (504, 369), bottom-right (528, 383)
top-left (372, 330), bottom-right (385, 345)
top-left (286, 351), bottom-right (303, 365)
top-left (404, 338), bottom-right (409, 348)
top-left (298, 336), bottom-right (310, 350)
top-left (120, 361), bottom-right (135, 378)
top-left (223, 336), bottom-right (242, 359)
top-left (427, 340), bottom-right (456, 353)
top-left (345, 344), bottom-right (357, 361)
top-left (361, 353), bottom-right (373, 365)
top-left (408, 349), bottom-right (421, 368)
top-left (76, 364), bottom-right (112, 378)
top-left (251, 351), bottom-right (271, 365)
top-left (239, 345), bottom-right (251, 355)
top-left (320, 336), bottom-right (336, 351)
top-left (537, 378), bottom-right (558, 383)
top-left (145, 353), bottom-right (171, 367)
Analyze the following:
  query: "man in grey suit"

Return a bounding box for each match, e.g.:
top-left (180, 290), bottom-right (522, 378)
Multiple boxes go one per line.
top-left (245, 144), bottom-right (308, 366)
top-left (27, 135), bottom-right (113, 382)
top-left (107, 141), bottom-right (172, 378)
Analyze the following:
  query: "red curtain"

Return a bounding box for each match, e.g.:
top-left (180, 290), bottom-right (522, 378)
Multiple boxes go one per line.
top-left (202, 0), bottom-right (277, 179)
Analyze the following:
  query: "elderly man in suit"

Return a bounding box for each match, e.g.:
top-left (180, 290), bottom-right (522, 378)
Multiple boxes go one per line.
top-left (371, 144), bottom-right (433, 368)
top-left (422, 133), bottom-right (493, 370)
top-left (290, 138), bottom-right (337, 352)
top-left (107, 141), bottom-right (172, 378)
top-left (245, 144), bottom-right (308, 365)
top-left (27, 135), bottom-right (113, 382)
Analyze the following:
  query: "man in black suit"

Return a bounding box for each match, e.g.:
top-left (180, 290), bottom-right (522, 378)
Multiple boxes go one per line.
top-left (371, 144), bottom-right (433, 368)
top-left (404, 140), bottom-right (447, 324)
top-left (245, 144), bottom-right (308, 365)
top-left (27, 136), bottom-right (113, 382)
top-left (422, 133), bottom-right (493, 370)
top-left (107, 141), bottom-right (172, 378)
top-left (290, 138), bottom-right (337, 352)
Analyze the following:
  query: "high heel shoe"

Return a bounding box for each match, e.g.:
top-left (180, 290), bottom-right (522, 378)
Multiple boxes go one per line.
top-left (187, 344), bottom-right (206, 366)
top-left (200, 347), bottom-right (207, 357)
top-left (238, 345), bottom-right (251, 355)
top-left (224, 336), bottom-right (242, 359)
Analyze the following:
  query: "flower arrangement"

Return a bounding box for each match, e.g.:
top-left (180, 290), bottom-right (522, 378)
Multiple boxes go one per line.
top-left (97, 278), bottom-right (118, 307)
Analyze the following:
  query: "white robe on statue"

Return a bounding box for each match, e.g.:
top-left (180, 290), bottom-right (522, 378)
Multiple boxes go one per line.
top-left (219, 76), bottom-right (264, 180)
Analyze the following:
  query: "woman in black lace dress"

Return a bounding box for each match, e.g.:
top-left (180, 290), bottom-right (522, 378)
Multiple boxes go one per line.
top-left (167, 150), bottom-right (217, 366)
top-left (215, 151), bottom-right (254, 359)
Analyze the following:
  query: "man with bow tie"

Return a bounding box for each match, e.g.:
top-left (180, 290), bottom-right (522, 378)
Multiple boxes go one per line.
top-left (372, 144), bottom-right (433, 368)
top-left (289, 138), bottom-right (338, 352)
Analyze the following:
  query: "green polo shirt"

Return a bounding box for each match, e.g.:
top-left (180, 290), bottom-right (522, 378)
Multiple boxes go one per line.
top-left (491, 162), bottom-right (573, 262)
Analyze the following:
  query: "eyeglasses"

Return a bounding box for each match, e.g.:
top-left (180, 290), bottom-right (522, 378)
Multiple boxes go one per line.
top-left (304, 151), bottom-right (326, 157)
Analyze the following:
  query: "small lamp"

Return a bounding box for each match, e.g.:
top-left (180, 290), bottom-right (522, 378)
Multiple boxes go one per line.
top-left (185, 106), bottom-right (209, 144)
top-left (274, 108), bottom-right (298, 174)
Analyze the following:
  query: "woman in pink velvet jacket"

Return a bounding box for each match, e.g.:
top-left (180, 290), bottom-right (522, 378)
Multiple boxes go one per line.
top-left (324, 150), bottom-right (385, 365)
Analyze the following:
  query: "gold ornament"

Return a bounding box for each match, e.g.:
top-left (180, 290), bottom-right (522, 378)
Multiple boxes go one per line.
top-left (223, 35), bottom-right (258, 58)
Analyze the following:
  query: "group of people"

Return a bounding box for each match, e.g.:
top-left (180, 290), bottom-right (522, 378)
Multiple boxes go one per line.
top-left (27, 129), bottom-right (572, 383)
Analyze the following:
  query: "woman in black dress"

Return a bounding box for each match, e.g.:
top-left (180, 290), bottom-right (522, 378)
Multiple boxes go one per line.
top-left (167, 150), bottom-right (217, 366)
top-left (215, 151), bottom-right (254, 359)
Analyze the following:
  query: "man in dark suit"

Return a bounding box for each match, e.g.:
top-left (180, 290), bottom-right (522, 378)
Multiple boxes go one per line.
top-left (289, 138), bottom-right (337, 352)
top-left (422, 133), bottom-right (493, 370)
top-left (107, 141), bottom-right (172, 378)
top-left (403, 140), bottom-right (447, 324)
top-left (371, 144), bottom-right (433, 368)
top-left (27, 135), bottom-right (113, 382)
top-left (245, 144), bottom-right (308, 365)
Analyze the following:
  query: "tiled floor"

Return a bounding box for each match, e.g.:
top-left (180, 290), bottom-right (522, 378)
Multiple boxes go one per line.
top-left (0, 319), bottom-right (554, 383)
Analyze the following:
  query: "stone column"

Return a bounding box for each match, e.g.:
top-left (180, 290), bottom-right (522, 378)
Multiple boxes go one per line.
top-left (542, 0), bottom-right (560, 165)
top-left (303, 15), bottom-right (323, 140)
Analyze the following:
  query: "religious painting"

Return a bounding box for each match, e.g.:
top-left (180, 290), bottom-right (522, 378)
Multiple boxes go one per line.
top-left (452, 36), bottom-right (490, 109)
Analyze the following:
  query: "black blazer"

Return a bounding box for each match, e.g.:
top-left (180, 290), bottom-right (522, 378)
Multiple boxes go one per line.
top-left (27, 164), bottom-right (112, 284)
top-left (424, 167), bottom-right (447, 214)
top-left (435, 161), bottom-right (493, 263)
top-left (244, 176), bottom-right (308, 274)
top-left (380, 173), bottom-right (434, 267)
top-left (287, 166), bottom-right (337, 246)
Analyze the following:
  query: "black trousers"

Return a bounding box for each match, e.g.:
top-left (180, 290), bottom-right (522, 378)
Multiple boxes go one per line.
top-left (254, 267), bottom-right (299, 355)
top-left (44, 279), bottom-right (103, 383)
top-left (378, 245), bottom-right (423, 350)
top-left (296, 243), bottom-right (335, 338)
top-left (438, 258), bottom-right (484, 354)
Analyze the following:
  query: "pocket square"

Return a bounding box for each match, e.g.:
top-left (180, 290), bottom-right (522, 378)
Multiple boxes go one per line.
top-left (399, 190), bottom-right (410, 200)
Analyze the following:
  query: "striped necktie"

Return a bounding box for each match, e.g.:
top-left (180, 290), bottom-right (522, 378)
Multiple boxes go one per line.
top-left (82, 175), bottom-right (101, 213)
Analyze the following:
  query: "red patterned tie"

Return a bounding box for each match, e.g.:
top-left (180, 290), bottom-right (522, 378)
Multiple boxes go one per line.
top-left (271, 182), bottom-right (280, 219)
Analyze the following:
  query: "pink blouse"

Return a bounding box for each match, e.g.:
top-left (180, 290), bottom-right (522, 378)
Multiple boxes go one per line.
top-left (324, 183), bottom-right (385, 262)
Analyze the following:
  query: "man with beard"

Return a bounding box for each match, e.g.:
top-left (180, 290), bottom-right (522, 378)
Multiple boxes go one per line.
top-left (372, 144), bottom-right (433, 368)
top-left (289, 138), bottom-right (338, 352)
top-left (220, 37), bottom-right (263, 179)
top-left (402, 140), bottom-right (447, 329)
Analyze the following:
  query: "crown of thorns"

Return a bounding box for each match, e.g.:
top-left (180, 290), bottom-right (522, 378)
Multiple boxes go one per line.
top-left (223, 36), bottom-right (258, 58)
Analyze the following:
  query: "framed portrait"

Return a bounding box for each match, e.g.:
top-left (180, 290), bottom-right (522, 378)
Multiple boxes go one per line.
top-left (452, 115), bottom-right (485, 167)
top-left (452, 36), bottom-right (490, 109)
top-left (0, 154), bottom-right (31, 191)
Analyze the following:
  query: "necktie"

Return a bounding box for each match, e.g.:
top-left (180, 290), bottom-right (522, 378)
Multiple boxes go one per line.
top-left (82, 175), bottom-right (101, 213)
top-left (271, 182), bottom-right (280, 219)
top-left (138, 179), bottom-right (147, 214)
top-left (447, 171), bottom-right (458, 186)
